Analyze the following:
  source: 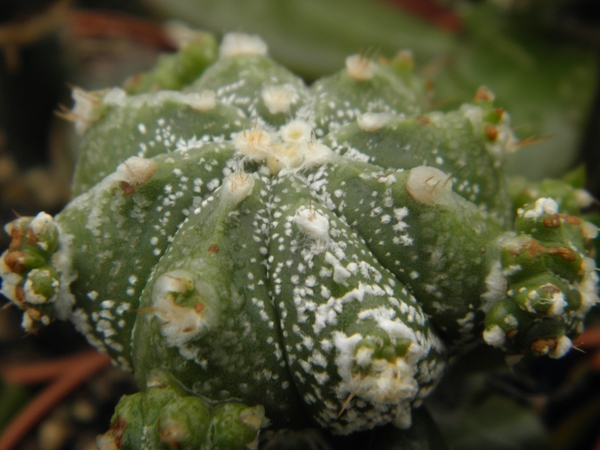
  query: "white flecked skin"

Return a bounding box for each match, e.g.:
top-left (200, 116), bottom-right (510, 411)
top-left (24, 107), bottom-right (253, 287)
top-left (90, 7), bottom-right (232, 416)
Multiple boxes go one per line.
top-left (1, 32), bottom-right (597, 442)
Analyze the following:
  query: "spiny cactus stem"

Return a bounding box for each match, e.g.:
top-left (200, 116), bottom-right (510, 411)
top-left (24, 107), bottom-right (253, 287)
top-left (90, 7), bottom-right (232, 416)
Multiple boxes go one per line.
top-left (1, 30), bottom-right (598, 444)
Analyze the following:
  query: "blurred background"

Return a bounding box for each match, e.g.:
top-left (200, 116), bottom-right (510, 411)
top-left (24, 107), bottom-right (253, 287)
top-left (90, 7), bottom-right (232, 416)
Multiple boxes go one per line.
top-left (0, 1), bottom-right (599, 449)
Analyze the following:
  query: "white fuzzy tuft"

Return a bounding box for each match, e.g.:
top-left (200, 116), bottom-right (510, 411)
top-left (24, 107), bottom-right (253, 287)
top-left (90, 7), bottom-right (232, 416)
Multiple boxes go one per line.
top-left (581, 221), bottom-right (599, 240)
top-left (280, 120), bottom-right (312, 144)
top-left (0, 255), bottom-right (23, 304)
top-left (346, 55), bottom-right (375, 81)
top-left (219, 32), bottom-right (268, 58)
top-left (70, 88), bottom-right (102, 135)
top-left (187, 90), bottom-right (216, 111)
top-left (232, 123), bottom-right (334, 174)
top-left (357, 113), bottom-right (394, 132)
top-left (576, 257), bottom-right (599, 317)
top-left (152, 270), bottom-right (216, 347)
top-left (96, 434), bottom-right (119, 450)
top-left (331, 331), bottom-right (420, 432)
top-left (519, 197), bottom-right (559, 220)
top-left (355, 347), bottom-right (375, 368)
top-left (549, 335), bottom-right (572, 359)
top-left (262, 85), bottom-right (296, 114)
top-left (483, 325), bottom-right (506, 347)
top-left (302, 142), bottom-right (335, 168)
top-left (114, 157), bottom-right (157, 186)
top-left (405, 166), bottom-right (453, 206)
top-left (102, 88), bottom-right (127, 105)
top-left (294, 206), bottom-right (330, 244)
top-left (220, 172), bottom-right (255, 205)
top-left (541, 284), bottom-right (567, 317)
top-left (574, 189), bottom-right (595, 208)
top-left (232, 129), bottom-right (274, 162)
top-left (21, 310), bottom-right (35, 333)
top-left (29, 212), bottom-right (55, 238)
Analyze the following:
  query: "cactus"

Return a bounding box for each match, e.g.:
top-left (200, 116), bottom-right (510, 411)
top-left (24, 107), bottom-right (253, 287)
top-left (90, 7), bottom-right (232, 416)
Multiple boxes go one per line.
top-left (0, 31), bottom-right (598, 448)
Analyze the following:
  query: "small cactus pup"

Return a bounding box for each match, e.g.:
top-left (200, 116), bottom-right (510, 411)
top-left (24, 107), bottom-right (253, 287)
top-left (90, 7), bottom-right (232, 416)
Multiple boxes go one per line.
top-left (1, 30), bottom-right (598, 448)
top-left (96, 369), bottom-right (266, 450)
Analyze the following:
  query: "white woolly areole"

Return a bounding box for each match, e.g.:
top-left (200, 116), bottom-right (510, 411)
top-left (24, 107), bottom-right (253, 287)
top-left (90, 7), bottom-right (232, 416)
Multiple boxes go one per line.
top-left (219, 32), bottom-right (268, 58)
top-left (101, 88), bottom-right (126, 105)
top-left (501, 235), bottom-right (530, 258)
top-left (152, 270), bottom-right (214, 347)
top-left (21, 309), bottom-right (48, 333)
top-left (576, 257), bottom-right (599, 317)
top-left (232, 128), bottom-right (273, 162)
top-left (114, 157), bottom-right (157, 186)
top-left (297, 142), bottom-right (334, 169)
top-left (540, 284), bottom-right (567, 317)
top-left (0, 255), bottom-right (23, 303)
top-left (232, 122), bottom-right (334, 174)
top-left (581, 221), bottom-right (599, 240)
top-left (3, 219), bottom-right (16, 237)
top-left (280, 120), bottom-right (312, 144)
top-left (355, 347), bottom-right (375, 368)
top-left (550, 336), bottom-right (572, 359)
top-left (574, 189), bottom-right (595, 208)
top-left (532, 335), bottom-right (572, 358)
top-left (332, 331), bottom-right (420, 432)
top-left (345, 55), bottom-right (375, 81)
top-left (70, 88), bottom-right (101, 135)
top-left (220, 172), bottom-right (255, 205)
top-left (483, 325), bottom-right (506, 347)
top-left (405, 166), bottom-right (453, 206)
top-left (186, 90), bottom-right (216, 111)
top-left (261, 85), bottom-right (296, 114)
top-left (519, 197), bottom-right (559, 220)
top-left (503, 130), bottom-right (520, 154)
top-left (96, 434), bottom-right (118, 450)
top-left (357, 113), bottom-right (394, 132)
top-left (294, 206), bottom-right (330, 244)
top-left (29, 212), bottom-right (55, 238)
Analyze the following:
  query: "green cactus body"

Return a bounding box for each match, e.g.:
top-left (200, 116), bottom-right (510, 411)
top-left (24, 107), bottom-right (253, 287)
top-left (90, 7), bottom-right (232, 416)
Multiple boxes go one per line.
top-left (1, 32), bottom-right (598, 447)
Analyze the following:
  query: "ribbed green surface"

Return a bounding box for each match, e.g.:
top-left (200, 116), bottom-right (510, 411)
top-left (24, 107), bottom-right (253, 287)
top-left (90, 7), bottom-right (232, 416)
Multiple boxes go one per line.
top-left (1, 31), bottom-right (597, 444)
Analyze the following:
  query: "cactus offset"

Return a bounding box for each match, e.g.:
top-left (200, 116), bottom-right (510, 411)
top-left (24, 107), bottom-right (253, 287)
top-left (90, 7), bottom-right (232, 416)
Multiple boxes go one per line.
top-left (1, 31), bottom-right (598, 448)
